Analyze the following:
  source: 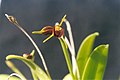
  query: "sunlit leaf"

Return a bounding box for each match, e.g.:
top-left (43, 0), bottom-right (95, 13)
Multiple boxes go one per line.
top-left (63, 74), bottom-right (72, 80)
top-left (77, 32), bottom-right (99, 76)
top-left (5, 61), bottom-right (26, 79)
top-left (81, 44), bottom-right (109, 80)
top-left (0, 74), bottom-right (20, 80)
top-left (6, 55), bottom-right (50, 80)
top-left (30, 69), bottom-right (38, 80)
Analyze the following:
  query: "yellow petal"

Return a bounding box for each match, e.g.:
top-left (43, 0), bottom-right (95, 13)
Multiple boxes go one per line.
top-left (32, 30), bottom-right (43, 34)
top-left (59, 15), bottom-right (67, 27)
top-left (43, 34), bottom-right (54, 43)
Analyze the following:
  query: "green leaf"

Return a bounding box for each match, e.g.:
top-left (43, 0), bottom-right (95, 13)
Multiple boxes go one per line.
top-left (6, 55), bottom-right (50, 80)
top-left (81, 44), bottom-right (109, 80)
top-left (63, 74), bottom-right (72, 80)
top-left (5, 61), bottom-right (26, 80)
top-left (0, 74), bottom-right (20, 80)
top-left (77, 32), bottom-right (99, 76)
top-left (31, 69), bottom-right (38, 80)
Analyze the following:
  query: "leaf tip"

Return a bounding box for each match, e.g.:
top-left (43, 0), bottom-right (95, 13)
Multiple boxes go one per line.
top-left (31, 50), bottom-right (35, 56)
top-left (6, 55), bottom-right (16, 60)
top-left (94, 32), bottom-right (99, 36)
top-left (105, 44), bottom-right (109, 48)
top-left (6, 56), bottom-right (9, 60)
top-left (32, 31), bottom-right (40, 34)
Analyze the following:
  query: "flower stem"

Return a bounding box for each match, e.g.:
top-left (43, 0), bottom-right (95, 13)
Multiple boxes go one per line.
top-left (59, 38), bottom-right (75, 79)
top-left (64, 19), bottom-right (80, 79)
top-left (5, 14), bottom-right (51, 79)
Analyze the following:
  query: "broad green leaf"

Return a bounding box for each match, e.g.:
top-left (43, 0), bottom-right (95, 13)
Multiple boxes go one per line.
top-left (0, 74), bottom-right (20, 80)
top-left (63, 74), bottom-right (72, 80)
top-left (81, 44), bottom-right (109, 80)
top-left (6, 55), bottom-right (50, 80)
top-left (77, 32), bottom-right (99, 76)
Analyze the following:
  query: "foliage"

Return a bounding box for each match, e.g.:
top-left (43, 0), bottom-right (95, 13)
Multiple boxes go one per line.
top-left (0, 14), bottom-right (109, 80)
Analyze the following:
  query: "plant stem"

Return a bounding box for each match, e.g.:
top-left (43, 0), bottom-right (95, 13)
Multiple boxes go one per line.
top-left (64, 19), bottom-right (80, 79)
top-left (5, 14), bottom-right (51, 79)
top-left (64, 19), bottom-right (75, 56)
top-left (59, 38), bottom-right (75, 79)
top-left (14, 23), bottom-right (51, 79)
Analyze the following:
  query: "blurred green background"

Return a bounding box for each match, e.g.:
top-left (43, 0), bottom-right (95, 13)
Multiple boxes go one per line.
top-left (0, 0), bottom-right (120, 79)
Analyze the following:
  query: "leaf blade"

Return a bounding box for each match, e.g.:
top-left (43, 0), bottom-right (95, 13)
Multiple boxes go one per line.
top-left (81, 44), bottom-right (109, 80)
top-left (5, 61), bottom-right (26, 80)
top-left (63, 74), bottom-right (72, 80)
top-left (77, 32), bottom-right (99, 76)
top-left (6, 55), bottom-right (50, 80)
top-left (0, 74), bottom-right (20, 80)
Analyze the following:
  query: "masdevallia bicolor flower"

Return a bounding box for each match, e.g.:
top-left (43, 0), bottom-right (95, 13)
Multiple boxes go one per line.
top-left (32, 15), bottom-right (66, 43)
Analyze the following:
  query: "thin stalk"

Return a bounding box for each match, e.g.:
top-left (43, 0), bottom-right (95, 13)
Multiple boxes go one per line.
top-left (65, 37), bottom-right (80, 79)
top-left (0, 0), bottom-right (2, 8)
top-left (64, 19), bottom-right (80, 79)
top-left (64, 19), bottom-right (75, 56)
top-left (5, 14), bottom-right (51, 79)
top-left (59, 38), bottom-right (75, 79)
top-left (64, 19), bottom-right (76, 73)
